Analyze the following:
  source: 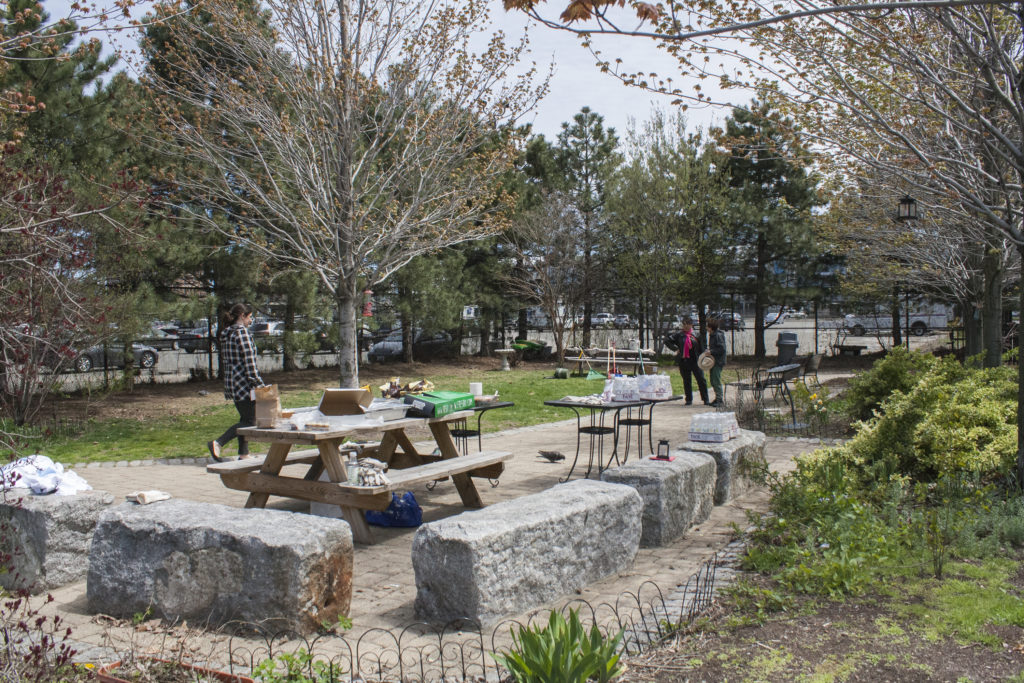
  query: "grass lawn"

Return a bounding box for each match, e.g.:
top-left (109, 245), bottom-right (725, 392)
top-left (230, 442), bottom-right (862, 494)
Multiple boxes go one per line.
top-left (22, 364), bottom-right (747, 464)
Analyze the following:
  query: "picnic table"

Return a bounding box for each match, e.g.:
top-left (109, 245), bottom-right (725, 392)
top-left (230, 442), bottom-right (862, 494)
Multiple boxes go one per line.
top-left (208, 411), bottom-right (511, 544)
top-left (563, 347), bottom-right (659, 376)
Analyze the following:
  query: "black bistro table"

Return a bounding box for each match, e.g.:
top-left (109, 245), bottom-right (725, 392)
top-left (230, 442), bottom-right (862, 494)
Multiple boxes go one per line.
top-left (450, 400), bottom-right (515, 455)
top-left (543, 398), bottom-right (647, 481)
top-left (617, 395), bottom-right (684, 461)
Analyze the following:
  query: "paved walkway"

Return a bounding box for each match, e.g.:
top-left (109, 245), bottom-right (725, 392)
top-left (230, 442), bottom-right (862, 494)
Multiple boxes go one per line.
top-left (33, 401), bottom-right (825, 671)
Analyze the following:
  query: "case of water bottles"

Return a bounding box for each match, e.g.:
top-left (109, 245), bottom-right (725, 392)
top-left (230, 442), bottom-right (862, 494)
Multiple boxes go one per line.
top-left (688, 412), bottom-right (740, 443)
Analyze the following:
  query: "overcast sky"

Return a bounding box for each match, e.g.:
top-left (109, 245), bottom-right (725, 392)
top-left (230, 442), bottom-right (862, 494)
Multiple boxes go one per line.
top-left (491, 5), bottom-right (725, 140)
top-left (85, 0), bottom-right (730, 141)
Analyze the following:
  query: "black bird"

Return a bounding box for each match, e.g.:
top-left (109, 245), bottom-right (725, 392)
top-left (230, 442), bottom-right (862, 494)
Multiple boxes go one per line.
top-left (538, 450), bottom-right (565, 462)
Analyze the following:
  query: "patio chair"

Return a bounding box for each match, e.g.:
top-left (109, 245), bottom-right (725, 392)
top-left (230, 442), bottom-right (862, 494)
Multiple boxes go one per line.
top-left (800, 353), bottom-right (823, 389)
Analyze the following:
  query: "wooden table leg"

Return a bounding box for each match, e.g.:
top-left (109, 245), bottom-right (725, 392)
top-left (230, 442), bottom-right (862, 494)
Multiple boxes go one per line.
top-left (245, 442), bottom-right (291, 508)
top-left (429, 422), bottom-right (483, 508)
top-left (379, 429), bottom-right (423, 469)
top-left (320, 440), bottom-right (377, 544)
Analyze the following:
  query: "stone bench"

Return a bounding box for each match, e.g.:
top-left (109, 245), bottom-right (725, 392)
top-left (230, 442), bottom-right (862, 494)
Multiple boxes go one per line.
top-left (678, 429), bottom-right (767, 504)
top-left (0, 488), bottom-right (115, 593)
top-left (601, 452), bottom-right (716, 547)
top-left (86, 499), bottom-right (353, 634)
top-left (412, 479), bottom-right (642, 626)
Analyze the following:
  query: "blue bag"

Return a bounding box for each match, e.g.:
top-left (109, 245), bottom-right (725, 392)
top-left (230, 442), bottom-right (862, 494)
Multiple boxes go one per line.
top-left (365, 491), bottom-right (423, 527)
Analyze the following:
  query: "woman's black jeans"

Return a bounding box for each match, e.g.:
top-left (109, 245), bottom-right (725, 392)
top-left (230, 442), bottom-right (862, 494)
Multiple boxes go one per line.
top-left (215, 399), bottom-right (256, 455)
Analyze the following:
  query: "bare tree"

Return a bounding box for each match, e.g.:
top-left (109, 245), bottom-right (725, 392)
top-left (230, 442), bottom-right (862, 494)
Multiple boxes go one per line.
top-left (504, 193), bottom-right (585, 363)
top-left (140, 0), bottom-right (546, 386)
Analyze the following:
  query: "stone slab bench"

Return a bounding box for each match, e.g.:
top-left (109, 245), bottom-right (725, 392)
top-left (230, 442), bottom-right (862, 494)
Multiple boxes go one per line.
top-left (0, 488), bottom-right (114, 593)
top-left (677, 429), bottom-right (767, 504)
top-left (86, 499), bottom-right (353, 634)
top-left (412, 479), bottom-right (642, 626)
top-left (601, 453), bottom-right (716, 547)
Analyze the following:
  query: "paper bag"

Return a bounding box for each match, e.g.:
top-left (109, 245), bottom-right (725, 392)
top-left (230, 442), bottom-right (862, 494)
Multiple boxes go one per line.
top-left (253, 384), bottom-right (281, 428)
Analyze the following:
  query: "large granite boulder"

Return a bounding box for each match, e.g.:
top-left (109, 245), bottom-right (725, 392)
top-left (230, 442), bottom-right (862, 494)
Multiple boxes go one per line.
top-left (0, 488), bottom-right (115, 593)
top-left (678, 430), bottom-right (767, 504)
top-left (412, 479), bottom-right (642, 626)
top-left (601, 452), bottom-right (715, 547)
top-left (87, 500), bottom-right (352, 634)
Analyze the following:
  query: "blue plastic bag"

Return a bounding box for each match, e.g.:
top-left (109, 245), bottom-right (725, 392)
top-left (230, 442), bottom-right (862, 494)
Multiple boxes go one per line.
top-left (365, 491), bottom-right (423, 527)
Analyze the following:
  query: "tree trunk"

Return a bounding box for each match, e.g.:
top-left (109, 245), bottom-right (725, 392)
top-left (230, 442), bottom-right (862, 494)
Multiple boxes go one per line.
top-left (335, 286), bottom-right (359, 387)
top-left (283, 295), bottom-right (298, 372)
top-left (517, 308), bottom-right (528, 341)
top-left (336, 0), bottom-right (357, 388)
top-left (961, 299), bottom-right (983, 361)
top-left (982, 239), bottom-right (1003, 368)
top-left (753, 231), bottom-right (767, 359)
top-left (891, 288), bottom-right (903, 349)
top-left (1017, 247), bottom-right (1024, 487)
top-left (479, 316), bottom-right (491, 357)
top-left (401, 316), bottom-right (414, 363)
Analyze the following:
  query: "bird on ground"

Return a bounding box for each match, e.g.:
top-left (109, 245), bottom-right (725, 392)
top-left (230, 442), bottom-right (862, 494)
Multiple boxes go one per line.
top-left (538, 450), bottom-right (565, 462)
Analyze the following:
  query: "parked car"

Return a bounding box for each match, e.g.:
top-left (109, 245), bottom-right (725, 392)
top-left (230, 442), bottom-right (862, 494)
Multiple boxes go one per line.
top-left (140, 327), bottom-right (180, 351)
top-left (591, 312), bottom-right (615, 328)
top-left (367, 329), bottom-right (456, 362)
top-left (711, 312), bottom-right (745, 330)
top-left (177, 324), bottom-right (217, 353)
top-left (74, 342), bottom-right (159, 372)
top-left (784, 307), bottom-right (808, 319)
top-left (764, 311), bottom-right (787, 327)
top-left (251, 320), bottom-right (285, 352)
top-left (613, 314), bottom-right (633, 329)
top-left (844, 307), bottom-right (948, 336)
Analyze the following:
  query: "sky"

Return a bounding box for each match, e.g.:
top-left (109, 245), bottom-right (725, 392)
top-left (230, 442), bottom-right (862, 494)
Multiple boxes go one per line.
top-left (77, 0), bottom-right (730, 141)
top-left (490, 5), bottom-right (725, 140)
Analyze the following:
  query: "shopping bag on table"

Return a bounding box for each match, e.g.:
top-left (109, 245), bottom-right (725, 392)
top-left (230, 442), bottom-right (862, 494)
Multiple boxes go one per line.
top-left (365, 491), bottom-right (423, 527)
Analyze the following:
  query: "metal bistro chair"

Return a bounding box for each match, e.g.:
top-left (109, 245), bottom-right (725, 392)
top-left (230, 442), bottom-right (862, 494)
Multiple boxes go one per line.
top-left (800, 353), bottom-right (823, 389)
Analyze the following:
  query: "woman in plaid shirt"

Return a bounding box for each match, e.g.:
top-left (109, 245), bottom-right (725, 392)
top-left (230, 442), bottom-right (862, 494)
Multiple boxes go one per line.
top-left (207, 303), bottom-right (267, 462)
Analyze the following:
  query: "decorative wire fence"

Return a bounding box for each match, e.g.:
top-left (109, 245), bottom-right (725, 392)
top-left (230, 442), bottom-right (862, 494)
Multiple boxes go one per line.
top-left (89, 555), bottom-right (722, 683)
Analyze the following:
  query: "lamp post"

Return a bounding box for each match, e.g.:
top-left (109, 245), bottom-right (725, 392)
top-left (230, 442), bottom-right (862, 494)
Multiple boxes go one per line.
top-left (895, 195), bottom-right (919, 350)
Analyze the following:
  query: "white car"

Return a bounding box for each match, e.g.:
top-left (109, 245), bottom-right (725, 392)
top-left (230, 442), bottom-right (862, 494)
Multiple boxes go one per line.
top-left (784, 307), bottom-right (808, 319)
top-left (590, 312), bottom-right (615, 327)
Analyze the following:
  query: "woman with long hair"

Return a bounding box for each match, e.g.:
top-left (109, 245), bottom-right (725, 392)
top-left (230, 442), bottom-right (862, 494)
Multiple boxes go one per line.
top-left (207, 303), bottom-right (266, 461)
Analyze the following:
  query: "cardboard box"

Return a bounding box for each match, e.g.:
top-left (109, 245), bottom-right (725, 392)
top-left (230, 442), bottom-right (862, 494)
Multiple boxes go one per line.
top-left (403, 391), bottom-right (475, 418)
top-left (318, 388), bottom-right (373, 416)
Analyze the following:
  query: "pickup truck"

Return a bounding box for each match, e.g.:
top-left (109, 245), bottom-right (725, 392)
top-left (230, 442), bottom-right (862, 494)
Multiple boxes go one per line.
top-left (844, 308), bottom-right (949, 336)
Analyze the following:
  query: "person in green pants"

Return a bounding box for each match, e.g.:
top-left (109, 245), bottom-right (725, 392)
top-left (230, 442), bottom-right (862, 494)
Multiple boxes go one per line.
top-left (707, 318), bottom-right (727, 407)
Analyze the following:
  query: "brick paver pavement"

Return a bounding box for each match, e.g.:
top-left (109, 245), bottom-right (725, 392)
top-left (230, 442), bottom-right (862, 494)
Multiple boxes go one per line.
top-left (28, 401), bottom-right (823, 671)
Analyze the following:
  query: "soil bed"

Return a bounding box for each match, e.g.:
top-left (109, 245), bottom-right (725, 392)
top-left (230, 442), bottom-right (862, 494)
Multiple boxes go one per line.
top-left (622, 571), bottom-right (1024, 682)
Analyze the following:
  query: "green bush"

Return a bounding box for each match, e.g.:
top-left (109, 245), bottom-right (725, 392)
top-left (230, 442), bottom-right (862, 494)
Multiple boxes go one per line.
top-left (839, 357), bottom-right (1017, 482)
top-left (843, 347), bottom-right (935, 421)
top-left (493, 609), bottom-right (624, 683)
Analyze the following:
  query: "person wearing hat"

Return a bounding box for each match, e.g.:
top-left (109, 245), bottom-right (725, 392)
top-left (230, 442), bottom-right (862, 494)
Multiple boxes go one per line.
top-left (664, 317), bottom-right (710, 405)
top-left (707, 317), bottom-right (727, 406)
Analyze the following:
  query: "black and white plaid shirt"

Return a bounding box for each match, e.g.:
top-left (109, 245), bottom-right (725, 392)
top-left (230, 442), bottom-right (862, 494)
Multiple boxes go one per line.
top-left (221, 324), bottom-right (265, 401)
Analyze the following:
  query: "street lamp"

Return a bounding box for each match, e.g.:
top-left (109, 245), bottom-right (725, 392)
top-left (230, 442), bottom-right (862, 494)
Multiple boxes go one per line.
top-left (897, 194), bottom-right (918, 221)
top-left (895, 196), bottom-right (919, 348)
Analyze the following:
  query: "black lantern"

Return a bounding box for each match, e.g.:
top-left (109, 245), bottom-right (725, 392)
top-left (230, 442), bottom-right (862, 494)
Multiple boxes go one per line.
top-left (655, 439), bottom-right (671, 460)
top-left (897, 195), bottom-right (918, 221)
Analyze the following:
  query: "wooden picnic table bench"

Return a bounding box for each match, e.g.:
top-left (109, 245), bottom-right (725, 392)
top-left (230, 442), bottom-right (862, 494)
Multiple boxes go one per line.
top-left (208, 410), bottom-right (511, 544)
